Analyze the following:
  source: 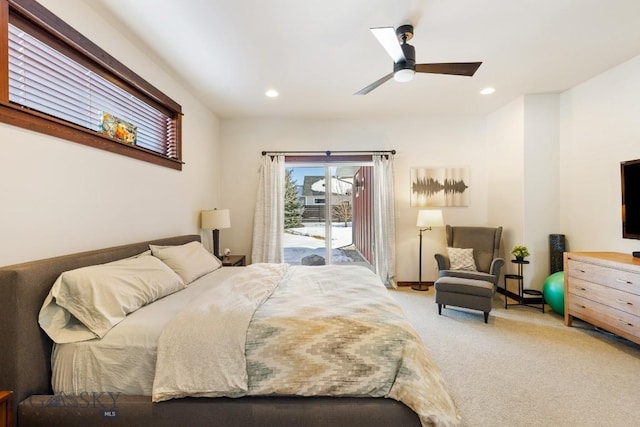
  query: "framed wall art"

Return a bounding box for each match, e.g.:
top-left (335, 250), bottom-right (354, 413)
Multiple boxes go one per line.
top-left (410, 166), bottom-right (470, 207)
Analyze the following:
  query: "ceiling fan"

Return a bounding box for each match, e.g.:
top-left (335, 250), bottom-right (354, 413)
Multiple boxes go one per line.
top-left (355, 24), bottom-right (482, 95)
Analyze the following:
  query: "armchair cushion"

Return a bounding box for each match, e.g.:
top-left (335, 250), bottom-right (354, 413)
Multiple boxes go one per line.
top-left (446, 247), bottom-right (477, 271)
top-left (434, 277), bottom-right (494, 297)
top-left (438, 269), bottom-right (496, 284)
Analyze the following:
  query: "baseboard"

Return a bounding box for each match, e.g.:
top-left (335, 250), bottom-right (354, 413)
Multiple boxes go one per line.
top-left (397, 281), bottom-right (434, 288)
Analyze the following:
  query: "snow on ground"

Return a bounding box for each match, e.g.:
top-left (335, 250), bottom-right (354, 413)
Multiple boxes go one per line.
top-left (284, 223), bottom-right (353, 248)
top-left (283, 223), bottom-right (357, 263)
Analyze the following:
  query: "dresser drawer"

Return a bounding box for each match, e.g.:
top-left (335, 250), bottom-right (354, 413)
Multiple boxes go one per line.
top-left (569, 294), bottom-right (640, 339)
top-left (567, 259), bottom-right (640, 296)
top-left (568, 277), bottom-right (640, 316)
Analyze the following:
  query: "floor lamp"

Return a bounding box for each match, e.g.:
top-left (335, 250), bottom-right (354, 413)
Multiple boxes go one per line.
top-left (412, 209), bottom-right (444, 291)
top-left (201, 209), bottom-right (231, 259)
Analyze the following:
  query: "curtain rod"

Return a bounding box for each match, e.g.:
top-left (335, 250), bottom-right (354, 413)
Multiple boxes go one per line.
top-left (261, 149), bottom-right (396, 156)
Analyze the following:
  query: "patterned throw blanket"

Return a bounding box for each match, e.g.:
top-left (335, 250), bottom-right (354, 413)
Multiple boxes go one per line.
top-left (153, 264), bottom-right (460, 427)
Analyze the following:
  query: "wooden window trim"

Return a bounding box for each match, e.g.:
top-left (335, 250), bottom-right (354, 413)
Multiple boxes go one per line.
top-left (0, 102), bottom-right (182, 169)
top-left (0, 0), bottom-right (183, 170)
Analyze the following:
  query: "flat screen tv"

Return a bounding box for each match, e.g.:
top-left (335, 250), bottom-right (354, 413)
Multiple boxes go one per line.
top-left (621, 159), bottom-right (640, 239)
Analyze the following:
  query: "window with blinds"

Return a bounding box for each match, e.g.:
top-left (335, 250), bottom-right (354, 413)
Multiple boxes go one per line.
top-left (0, 0), bottom-right (183, 170)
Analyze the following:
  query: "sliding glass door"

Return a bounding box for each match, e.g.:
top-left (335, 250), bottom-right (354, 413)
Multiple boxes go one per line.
top-left (284, 163), bottom-right (372, 267)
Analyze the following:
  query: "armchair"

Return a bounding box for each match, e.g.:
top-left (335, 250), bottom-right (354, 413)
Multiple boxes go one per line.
top-left (433, 225), bottom-right (505, 322)
top-left (435, 225), bottom-right (505, 284)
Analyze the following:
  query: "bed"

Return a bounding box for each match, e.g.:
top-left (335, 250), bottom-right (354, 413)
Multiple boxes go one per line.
top-left (0, 235), bottom-right (460, 426)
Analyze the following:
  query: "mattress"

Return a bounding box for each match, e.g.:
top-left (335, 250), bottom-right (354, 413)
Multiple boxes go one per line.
top-left (51, 267), bottom-right (242, 395)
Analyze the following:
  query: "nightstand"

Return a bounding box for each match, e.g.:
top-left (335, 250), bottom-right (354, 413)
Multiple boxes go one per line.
top-left (221, 255), bottom-right (246, 267)
top-left (0, 391), bottom-right (13, 427)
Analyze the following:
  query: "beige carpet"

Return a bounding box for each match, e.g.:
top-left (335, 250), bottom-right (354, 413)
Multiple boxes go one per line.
top-left (389, 287), bottom-right (640, 427)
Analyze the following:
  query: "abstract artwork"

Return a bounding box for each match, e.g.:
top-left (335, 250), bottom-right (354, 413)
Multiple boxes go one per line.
top-left (410, 167), bottom-right (470, 207)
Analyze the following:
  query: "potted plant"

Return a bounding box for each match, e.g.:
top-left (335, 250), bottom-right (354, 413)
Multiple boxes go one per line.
top-left (511, 245), bottom-right (530, 261)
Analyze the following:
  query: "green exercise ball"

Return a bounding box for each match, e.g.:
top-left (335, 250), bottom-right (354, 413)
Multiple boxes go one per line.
top-left (543, 271), bottom-right (565, 315)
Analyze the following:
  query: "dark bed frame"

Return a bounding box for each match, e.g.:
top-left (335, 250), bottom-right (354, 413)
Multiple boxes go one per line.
top-left (0, 235), bottom-right (420, 426)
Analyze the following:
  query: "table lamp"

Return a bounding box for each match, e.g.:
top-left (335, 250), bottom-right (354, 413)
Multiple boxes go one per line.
top-left (201, 209), bottom-right (231, 259)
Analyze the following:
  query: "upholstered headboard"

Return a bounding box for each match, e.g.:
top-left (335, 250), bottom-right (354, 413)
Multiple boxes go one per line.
top-left (0, 235), bottom-right (201, 404)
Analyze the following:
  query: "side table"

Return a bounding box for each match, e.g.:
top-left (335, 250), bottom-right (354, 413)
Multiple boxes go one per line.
top-left (505, 259), bottom-right (544, 312)
top-left (222, 255), bottom-right (246, 267)
top-left (0, 391), bottom-right (13, 427)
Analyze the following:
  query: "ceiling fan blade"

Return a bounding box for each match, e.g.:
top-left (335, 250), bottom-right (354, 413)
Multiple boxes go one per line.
top-left (415, 62), bottom-right (482, 76)
top-left (354, 73), bottom-right (393, 95)
top-left (370, 27), bottom-right (405, 63)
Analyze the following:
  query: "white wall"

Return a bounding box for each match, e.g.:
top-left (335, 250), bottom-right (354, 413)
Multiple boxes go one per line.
top-left (559, 54), bottom-right (640, 254)
top-left (487, 94), bottom-right (561, 290)
top-left (0, 0), bottom-right (221, 266)
top-left (487, 97), bottom-right (525, 266)
top-left (487, 52), bottom-right (640, 290)
top-left (220, 116), bottom-right (489, 282)
top-left (522, 94), bottom-right (561, 287)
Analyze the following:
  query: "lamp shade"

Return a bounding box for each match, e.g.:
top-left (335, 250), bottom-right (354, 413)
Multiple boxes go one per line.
top-left (201, 209), bottom-right (231, 230)
top-left (416, 209), bottom-right (444, 228)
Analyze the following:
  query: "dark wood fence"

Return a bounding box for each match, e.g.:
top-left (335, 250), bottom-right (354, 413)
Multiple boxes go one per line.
top-left (302, 205), bottom-right (340, 222)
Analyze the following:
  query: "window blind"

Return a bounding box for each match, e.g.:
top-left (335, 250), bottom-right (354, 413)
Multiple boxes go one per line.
top-left (7, 23), bottom-right (177, 158)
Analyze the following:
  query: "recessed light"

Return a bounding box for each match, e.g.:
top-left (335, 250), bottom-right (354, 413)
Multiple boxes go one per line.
top-left (265, 89), bottom-right (279, 98)
top-left (480, 87), bottom-right (495, 95)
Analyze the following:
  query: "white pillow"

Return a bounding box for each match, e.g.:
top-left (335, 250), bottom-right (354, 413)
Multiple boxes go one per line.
top-left (447, 247), bottom-right (478, 271)
top-left (150, 241), bottom-right (222, 284)
top-left (39, 255), bottom-right (185, 343)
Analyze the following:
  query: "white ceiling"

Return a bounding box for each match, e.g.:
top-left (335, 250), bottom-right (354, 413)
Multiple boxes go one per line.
top-left (86, 0), bottom-right (640, 119)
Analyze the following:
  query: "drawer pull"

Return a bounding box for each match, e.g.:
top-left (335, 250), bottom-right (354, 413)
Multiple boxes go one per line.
top-left (619, 319), bottom-right (634, 327)
top-left (617, 299), bottom-right (633, 306)
top-left (578, 287), bottom-right (586, 291)
top-left (615, 278), bottom-right (633, 284)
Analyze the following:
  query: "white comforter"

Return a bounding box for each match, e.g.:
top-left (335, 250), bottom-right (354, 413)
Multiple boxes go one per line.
top-left (151, 264), bottom-right (460, 427)
top-left (152, 263), bottom-right (287, 401)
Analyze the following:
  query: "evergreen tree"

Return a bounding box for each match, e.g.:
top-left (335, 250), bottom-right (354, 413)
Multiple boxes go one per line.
top-left (284, 169), bottom-right (304, 228)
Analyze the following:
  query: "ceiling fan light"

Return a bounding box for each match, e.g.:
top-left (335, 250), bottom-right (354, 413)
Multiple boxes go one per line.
top-left (394, 69), bottom-right (415, 83)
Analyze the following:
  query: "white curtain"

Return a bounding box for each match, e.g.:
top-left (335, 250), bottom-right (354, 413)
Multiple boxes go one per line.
top-left (373, 154), bottom-right (397, 288)
top-left (251, 154), bottom-right (285, 263)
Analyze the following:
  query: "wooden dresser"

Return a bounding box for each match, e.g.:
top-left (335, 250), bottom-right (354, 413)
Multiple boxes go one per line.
top-left (564, 252), bottom-right (640, 345)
